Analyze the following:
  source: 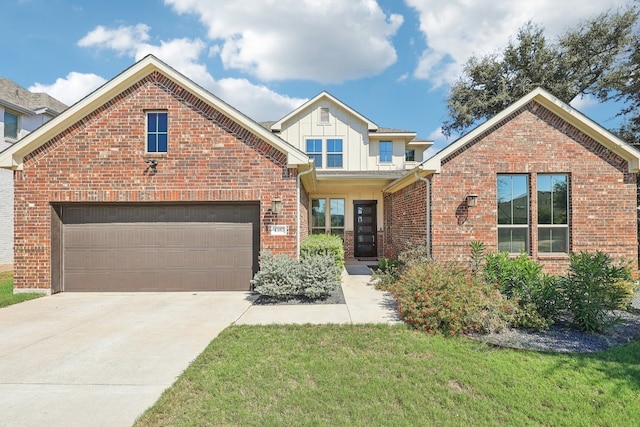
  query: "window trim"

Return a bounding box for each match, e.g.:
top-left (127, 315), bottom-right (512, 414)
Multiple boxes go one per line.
top-left (497, 174), bottom-right (530, 254)
top-left (311, 198), bottom-right (345, 236)
top-left (537, 174), bottom-right (569, 254)
top-left (146, 111), bottom-right (168, 153)
top-left (326, 138), bottom-right (343, 168)
top-left (405, 148), bottom-right (415, 162)
top-left (305, 138), bottom-right (323, 168)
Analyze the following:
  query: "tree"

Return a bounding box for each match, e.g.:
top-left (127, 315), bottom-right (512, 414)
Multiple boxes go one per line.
top-left (442, 6), bottom-right (639, 144)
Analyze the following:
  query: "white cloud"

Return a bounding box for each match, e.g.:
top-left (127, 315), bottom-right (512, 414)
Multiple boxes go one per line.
top-left (405, 0), bottom-right (629, 86)
top-left (570, 93), bottom-right (598, 111)
top-left (28, 72), bottom-right (107, 106)
top-left (74, 24), bottom-right (306, 120)
top-left (164, 0), bottom-right (403, 83)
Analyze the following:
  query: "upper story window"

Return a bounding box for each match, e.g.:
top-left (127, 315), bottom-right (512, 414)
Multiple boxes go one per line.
top-left (146, 111), bottom-right (168, 153)
top-left (4, 110), bottom-right (18, 140)
top-left (327, 139), bottom-right (343, 168)
top-left (319, 107), bottom-right (330, 124)
top-left (306, 139), bottom-right (323, 168)
top-left (405, 149), bottom-right (415, 162)
top-left (497, 174), bottom-right (529, 253)
top-left (380, 141), bottom-right (392, 163)
top-left (537, 174), bottom-right (569, 253)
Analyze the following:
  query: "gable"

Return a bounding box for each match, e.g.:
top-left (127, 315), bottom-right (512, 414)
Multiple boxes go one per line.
top-left (0, 55), bottom-right (308, 170)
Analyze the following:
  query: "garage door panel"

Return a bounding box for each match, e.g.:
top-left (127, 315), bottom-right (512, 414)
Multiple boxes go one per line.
top-left (60, 204), bottom-right (258, 292)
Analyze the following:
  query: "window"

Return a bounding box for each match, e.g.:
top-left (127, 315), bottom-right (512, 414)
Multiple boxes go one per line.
top-left (147, 112), bottom-right (168, 153)
top-left (497, 175), bottom-right (529, 253)
top-left (405, 148), bottom-right (415, 162)
top-left (306, 139), bottom-right (323, 168)
top-left (311, 198), bottom-right (345, 237)
top-left (380, 141), bottom-right (392, 163)
top-left (319, 107), bottom-right (330, 124)
top-left (538, 174), bottom-right (569, 253)
top-left (4, 111), bottom-right (18, 140)
top-left (327, 139), bottom-right (343, 168)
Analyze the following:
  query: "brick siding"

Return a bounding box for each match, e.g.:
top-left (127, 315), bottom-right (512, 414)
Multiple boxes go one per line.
top-left (13, 72), bottom-right (299, 291)
top-left (387, 101), bottom-right (638, 276)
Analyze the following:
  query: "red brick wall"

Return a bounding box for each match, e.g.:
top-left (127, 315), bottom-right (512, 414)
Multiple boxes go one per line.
top-left (13, 72), bottom-right (299, 291)
top-left (388, 101), bottom-right (638, 276)
top-left (384, 180), bottom-right (427, 259)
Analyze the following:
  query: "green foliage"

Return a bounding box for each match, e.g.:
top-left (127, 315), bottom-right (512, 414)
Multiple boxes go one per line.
top-left (397, 243), bottom-right (431, 269)
top-left (300, 234), bottom-right (345, 271)
top-left (251, 252), bottom-right (340, 299)
top-left (391, 262), bottom-right (514, 336)
top-left (469, 240), bottom-right (486, 275)
top-left (372, 257), bottom-right (400, 290)
top-left (378, 257), bottom-right (399, 272)
top-left (605, 280), bottom-right (636, 310)
top-left (561, 251), bottom-right (632, 332)
top-left (483, 251), bottom-right (560, 328)
top-left (442, 7), bottom-right (639, 144)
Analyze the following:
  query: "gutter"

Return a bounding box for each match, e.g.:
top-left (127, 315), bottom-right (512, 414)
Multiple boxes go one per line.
top-left (415, 171), bottom-right (432, 257)
top-left (297, 166), bottom-right (314, 259)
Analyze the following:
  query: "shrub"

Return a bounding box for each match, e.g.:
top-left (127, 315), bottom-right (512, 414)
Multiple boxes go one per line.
top-left (397, 243), bottom-right (431, 269)
top-left (391, 261), bottom-right (514, 336)
top-left (372, 257), bottom-right (400, 290)
top-left (561, 250), bottom-right (632, 333)
top-left (468, 241), bottom-right (486, 275)
top-left (301, 234), bottom-right (345, 271)
top-left (483, 251), bottom-right (561, 328)
top-left (251, 252), bottom-right (340, 299)
top-left (605, 280), bottom-right (636, 310)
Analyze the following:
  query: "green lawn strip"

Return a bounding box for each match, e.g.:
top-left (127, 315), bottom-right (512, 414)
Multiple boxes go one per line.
top-left (135, 324), bottom-right (640, 427)
top-left (0, 271), bottom-right (43, 308)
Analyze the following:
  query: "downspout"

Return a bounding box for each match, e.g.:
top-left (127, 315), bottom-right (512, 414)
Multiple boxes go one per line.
top-left (415, 172), bottom-right (432, 257)
top-left (297, 166), bottom-right (314, 260)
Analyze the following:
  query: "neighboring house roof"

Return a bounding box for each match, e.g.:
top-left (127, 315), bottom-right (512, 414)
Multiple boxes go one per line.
top-left (0, 77), bottom-right (67, 115)
top-left (0, 55), bottom-right (309, 169)
top-left (270, 91), bottom-right (378, 132)
top-left (385, 87), bottom-right (640, 193)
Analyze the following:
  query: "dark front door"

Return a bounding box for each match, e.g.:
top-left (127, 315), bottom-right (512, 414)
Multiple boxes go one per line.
top-left (354, 200), bottom-right (377, 258)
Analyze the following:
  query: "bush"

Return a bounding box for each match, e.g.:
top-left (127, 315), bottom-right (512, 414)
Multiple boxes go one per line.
top-left (372, 257), bottom-right (400, 290)
top-left (561, 250), bottom-right (632, 332)
top-left (483, 251), bottom-right (561, 328)
top-left (391, 261), bottom-right (514, 336)
top-left (301, 234), bottom-right (345, 271)
top-left (397, 243), bottom-right (431, 269)
top-left (605, 280), bottom-right (636, 310)
top-left (251, 252), bottom-right (340, 299)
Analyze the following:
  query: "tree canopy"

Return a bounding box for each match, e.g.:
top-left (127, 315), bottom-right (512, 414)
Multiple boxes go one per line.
top-left (442, 6), bottom-right (640, 145)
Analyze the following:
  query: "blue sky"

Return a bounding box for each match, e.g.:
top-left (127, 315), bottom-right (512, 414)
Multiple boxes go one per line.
top-left (1, 0), bottom-right (629, 153)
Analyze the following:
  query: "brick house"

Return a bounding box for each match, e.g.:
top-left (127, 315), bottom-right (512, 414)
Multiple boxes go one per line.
top-left (1, 56), bottom-right (638, 293)
top-left (384, 88), bottom-right (640, 276)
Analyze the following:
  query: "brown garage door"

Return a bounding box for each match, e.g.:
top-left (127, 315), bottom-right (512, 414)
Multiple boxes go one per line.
top-left (53, 203), bottom-right (259, 292)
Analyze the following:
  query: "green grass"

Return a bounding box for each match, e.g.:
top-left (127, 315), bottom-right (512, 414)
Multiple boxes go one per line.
top-left (0, 271), bottom-right (43, 308)
top-left (136, 324), bottom-right (640, 426)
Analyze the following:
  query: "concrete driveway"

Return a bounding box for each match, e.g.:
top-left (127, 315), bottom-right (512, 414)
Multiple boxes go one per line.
top-left (0, 292), bottom-right (255, 427)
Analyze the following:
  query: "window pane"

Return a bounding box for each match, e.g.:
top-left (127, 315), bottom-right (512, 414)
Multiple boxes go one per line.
top-left (312, 199), bottom-right (326, 228)
top-left (327, 154), bottom-right (342, 168)
top-left (157, 134), bottom-right (168, 152)
top-left (309, 154), bottom-right (322, 168)
top-left (329, 229), bottom-right (344, 239)
top-left (330, 199), bottom-right (344, 227)
top-left (498, 228), bottom-right (528, 253)
top-left (306, 139), bottom-right (322, 168)
top-left (147, 113), bottom-right (157, 132)
top-left (552, 175), bottom-right (568, 225)
top-left (405, 149), bottom-right (415, 162)
top-left (497, 175), bottom-right (528, 225)
top-left (147, 134), bottom-right (157, 152)
top-left (4, 111), bottom-right (18, 139)
top-left (380, 141), bottom-right (392, 163)
top-left (538, 227), bottom-right (568, 253)
top-left (157, 112), bottom-right (168, 132)
top-left (327, 139), bottom-right (342, 153)
top-left (538, 174), bottom-right (567, 225)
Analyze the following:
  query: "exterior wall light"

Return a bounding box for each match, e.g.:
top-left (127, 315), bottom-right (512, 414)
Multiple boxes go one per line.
top-left (466, 194), bottom-right (478, 207)
top-left (271, 198), bottom-right (282, 214)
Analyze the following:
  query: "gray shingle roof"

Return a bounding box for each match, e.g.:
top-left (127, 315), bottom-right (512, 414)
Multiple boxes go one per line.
top-left (0, 77), bottom-right (67, 114)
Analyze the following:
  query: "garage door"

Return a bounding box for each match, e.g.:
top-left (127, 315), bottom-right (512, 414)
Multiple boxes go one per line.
top-left (54, 203), bottom-right (259, 292)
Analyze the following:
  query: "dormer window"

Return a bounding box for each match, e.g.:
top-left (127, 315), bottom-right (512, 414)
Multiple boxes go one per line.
top-left (4, 110), bottom-right (18, 140)
top-left (319, 107), bottom-right (330, 124)
top-left (405, 149), bottom-right (415, 162)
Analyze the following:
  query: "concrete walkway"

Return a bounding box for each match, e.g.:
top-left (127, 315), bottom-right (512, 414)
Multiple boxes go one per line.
top-left (0, 263), bottom-right (399, 427)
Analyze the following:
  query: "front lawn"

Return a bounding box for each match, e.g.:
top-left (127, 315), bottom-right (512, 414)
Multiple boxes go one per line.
top-left (135, 324), bottom-right (640, 426)
top-left (0, 271), bottom-right (43, 308)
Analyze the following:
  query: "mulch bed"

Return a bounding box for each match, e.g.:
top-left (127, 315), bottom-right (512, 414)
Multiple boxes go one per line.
top-left (253, 284), bottom-right (346, 305)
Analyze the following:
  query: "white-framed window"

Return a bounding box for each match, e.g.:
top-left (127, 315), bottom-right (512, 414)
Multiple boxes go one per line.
top-left (4, 110), bottom-right (18, 140)
top-left (146, 111), bottom-right (168, 153)
top-left (380, 141), bottom-right (392, 163)
top-left (311, 198), bottom-right (345, 237)
top-left (327, 139), bottom-right (343, 168)
top-left (537, 174), bottom-right (569, 253)
top-left (405, 148), bottom-right (415, 162)
top-left (306, 139), bottom-right (323, 168)
top-left (497, 174), bottom-right (529, 253)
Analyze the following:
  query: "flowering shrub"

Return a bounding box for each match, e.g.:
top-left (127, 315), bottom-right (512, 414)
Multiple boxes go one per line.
top-left (391, 261), bottom-right (515, 336)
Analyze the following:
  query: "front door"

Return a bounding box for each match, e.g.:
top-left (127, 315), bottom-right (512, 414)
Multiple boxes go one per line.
top-left (354, 200), bottom-right (377, 258)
